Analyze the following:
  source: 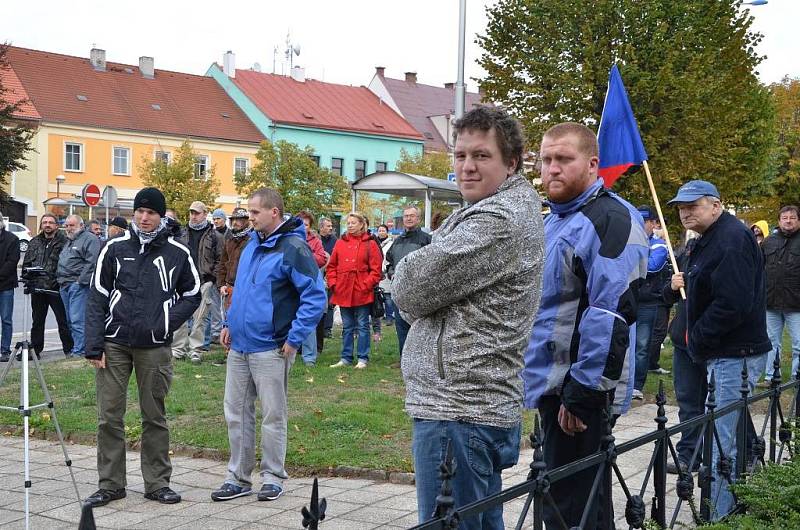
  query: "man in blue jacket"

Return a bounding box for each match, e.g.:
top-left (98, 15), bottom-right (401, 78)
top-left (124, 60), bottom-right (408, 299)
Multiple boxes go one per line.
top-left (667, 180), bottom-right (770, 520)
top-left (212, 188), bottom-right (326, 503)
top-left (524, 122), bottom-right (649, 529)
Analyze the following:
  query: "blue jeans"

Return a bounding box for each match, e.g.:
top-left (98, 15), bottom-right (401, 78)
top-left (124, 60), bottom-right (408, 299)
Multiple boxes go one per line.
top-left (672, 345), bottom-right (707, 465)
top-left (300, 331), bottom-right (317, 365)
top-left (340, 305), bottom-right (370, 363)
top-left (764, 310), bottom-right (800, 381)
top-left (413, 419), bottom-right (520, 529)
top-left (634, 304), bottom-right (659, 390)
top-left (0, 289), bottom-right (13, 353)
top-left (706, 356), bottom-right (762, 520)
top-left (396, 314), bottom-right (411, 357)
top-left (60, 283), bottom-right (88, 355)
top-left (383, 293), bottom-right (396, 323)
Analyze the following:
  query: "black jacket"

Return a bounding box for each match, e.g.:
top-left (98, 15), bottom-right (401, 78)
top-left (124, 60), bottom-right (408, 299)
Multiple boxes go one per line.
top-left (0, 229), bottom-right (19, 291)
top-left (22, 230), bottom-right (67, 291)
top-left (685, 211), bottom-right (771, 361)
top-left (85, 229), bottom-right (201, 359)
top-left (763, 229), bottom-right (800, 311)
top-left (385, 227), bottom-right (432, 279)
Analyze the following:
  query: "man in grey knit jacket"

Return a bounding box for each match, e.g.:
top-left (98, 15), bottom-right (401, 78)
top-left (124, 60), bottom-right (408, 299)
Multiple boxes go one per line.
top-left (393, 106), bottom-right (544, 529)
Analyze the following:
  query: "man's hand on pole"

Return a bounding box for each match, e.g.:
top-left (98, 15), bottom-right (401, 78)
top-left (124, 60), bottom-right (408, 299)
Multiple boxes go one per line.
top-left (671, 272), bottom-right (685, 292)
top-left (558, 404), bottom-right (587, 436)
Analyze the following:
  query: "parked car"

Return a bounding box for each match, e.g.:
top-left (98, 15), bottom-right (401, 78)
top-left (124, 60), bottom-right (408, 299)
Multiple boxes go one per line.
top-left (6, 221), bottom-right (32, 252)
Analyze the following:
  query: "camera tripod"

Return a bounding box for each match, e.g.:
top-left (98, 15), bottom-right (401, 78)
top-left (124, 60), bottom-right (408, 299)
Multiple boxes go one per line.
top-left (0, 277), bottom-right (81, 529)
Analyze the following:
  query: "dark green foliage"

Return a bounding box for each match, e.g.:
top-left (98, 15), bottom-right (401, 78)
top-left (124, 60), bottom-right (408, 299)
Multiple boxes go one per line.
top-left (0, 43), bottom-right (35, 204)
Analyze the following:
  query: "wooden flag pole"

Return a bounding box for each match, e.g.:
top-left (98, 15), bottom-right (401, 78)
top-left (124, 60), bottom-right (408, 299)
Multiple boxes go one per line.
top-left (642, 160), bottom-right (686, 300)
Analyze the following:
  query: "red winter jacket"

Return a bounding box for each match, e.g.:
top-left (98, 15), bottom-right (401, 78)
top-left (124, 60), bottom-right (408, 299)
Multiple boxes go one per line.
top-left (306, 230), bottom-right (329, 269)
top-left (327, 232), bottom-right (383, 308)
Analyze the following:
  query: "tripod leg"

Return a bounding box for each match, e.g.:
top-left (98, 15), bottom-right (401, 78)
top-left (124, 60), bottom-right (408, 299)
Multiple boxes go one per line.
top-left (28, 342), bottom-right (82, 504)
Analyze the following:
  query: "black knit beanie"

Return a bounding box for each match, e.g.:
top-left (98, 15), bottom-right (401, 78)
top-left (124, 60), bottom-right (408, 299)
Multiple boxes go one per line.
top-left (133, 187), bottom-right (167, 217)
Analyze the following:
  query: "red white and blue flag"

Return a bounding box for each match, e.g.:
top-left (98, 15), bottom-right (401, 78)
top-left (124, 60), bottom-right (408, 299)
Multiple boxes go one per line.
top-left (597, 64), bottom-right (648, 187)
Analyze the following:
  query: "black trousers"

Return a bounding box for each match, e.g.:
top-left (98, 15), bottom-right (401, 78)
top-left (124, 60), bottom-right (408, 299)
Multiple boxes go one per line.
top-left (540, 395), bottom-right (614, 530)
top-left (30, 291), bottom-right (73, 355)
top-left (647, 305), bottom-right (670, 369)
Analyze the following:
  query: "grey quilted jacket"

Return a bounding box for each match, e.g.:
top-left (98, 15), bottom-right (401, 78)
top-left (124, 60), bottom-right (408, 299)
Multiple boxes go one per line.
top-left (393, 173), bottom-right (544, 428)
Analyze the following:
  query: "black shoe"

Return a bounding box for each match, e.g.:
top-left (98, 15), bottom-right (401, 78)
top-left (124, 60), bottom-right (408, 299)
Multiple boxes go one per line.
top-left (0, 352), bottom-right (9, 363)
top-left (666, 460), bottom-right (689, 475)
top-left (85, 488), bottom-right (126, 507)
top-left (144, 486), bottom-right (181, 504)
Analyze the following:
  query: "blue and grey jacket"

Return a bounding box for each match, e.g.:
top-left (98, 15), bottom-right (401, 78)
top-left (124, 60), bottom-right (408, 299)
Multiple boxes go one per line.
top-left (523, 179), bottom-right (649, 421)
top-left (226, 217), bottom-right (327, 354)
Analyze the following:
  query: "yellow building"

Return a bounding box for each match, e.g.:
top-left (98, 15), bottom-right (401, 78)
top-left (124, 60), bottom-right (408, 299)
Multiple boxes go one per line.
top-left (3, 45), bottom-right (264, 229)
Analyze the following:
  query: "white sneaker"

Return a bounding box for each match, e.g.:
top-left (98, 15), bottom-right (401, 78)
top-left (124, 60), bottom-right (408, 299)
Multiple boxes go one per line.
top-left (355, 360), bottom-right (368, 369)
top-left (329, 360), bottom-right (350, 368)
top-left (632, 389), bottom-right (644, 401)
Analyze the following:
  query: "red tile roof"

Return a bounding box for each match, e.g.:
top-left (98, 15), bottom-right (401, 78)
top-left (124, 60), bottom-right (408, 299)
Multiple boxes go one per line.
top-left (231, 69), bottom-right (422, 141)
top-left (379, 75), bottom-right (484, 152)
top-left (0, 62), bottom-right (41, 120)
top-left (5, 46), bottom-right (263, 143)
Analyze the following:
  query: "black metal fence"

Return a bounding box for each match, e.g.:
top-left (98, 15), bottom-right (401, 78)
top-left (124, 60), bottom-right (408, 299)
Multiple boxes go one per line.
top-left (300, 357), bottom-right (799, 529)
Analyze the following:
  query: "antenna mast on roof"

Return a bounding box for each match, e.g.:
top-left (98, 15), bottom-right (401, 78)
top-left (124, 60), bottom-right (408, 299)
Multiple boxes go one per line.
top-left (284, 31), bottom-right (301, 73)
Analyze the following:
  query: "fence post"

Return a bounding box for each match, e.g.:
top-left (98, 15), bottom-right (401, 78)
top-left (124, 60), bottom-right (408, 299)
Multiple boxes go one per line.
top-left (529, 415), bottom-right (547, 530)
top-left (600, 397), bottom-right (615, 530)
top-left (736, 360), bottom-right (749, 479)
top-left (700, 370), bottom-right (716, 523)
top-left (300, 477), bottom-right (327, 529)
top-left (433, 439), bottom-right (459, 529)
top-left (652, 380), bottom-right (667, 528)
top-left (769, 354), bottom-right (782, 462)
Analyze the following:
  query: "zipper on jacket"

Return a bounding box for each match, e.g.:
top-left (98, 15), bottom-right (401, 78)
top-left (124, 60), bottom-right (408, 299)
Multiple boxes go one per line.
top-left (436, 319), bottom-right (446, 379)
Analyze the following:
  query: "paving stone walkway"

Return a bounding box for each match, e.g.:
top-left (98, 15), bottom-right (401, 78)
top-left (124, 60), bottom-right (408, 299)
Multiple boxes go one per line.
top-left (0, 403), bottom-right (705, 529)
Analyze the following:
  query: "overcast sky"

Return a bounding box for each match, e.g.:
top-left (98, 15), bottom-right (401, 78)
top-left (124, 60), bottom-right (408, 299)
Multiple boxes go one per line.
top-left (4, 0), bottom-right (797, 90)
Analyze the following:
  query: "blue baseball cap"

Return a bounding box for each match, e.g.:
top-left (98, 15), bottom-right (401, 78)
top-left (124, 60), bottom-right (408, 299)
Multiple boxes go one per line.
top-left (667, 180), bottom-right (720, 205)
top-left (637, 205), bottom-right (656, 221)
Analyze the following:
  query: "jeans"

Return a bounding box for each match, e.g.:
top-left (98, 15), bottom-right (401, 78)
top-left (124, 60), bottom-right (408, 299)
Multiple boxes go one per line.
top-left (412, 419), bottom-right (520, 529)
top-left (172, 281), bottom-right (214, 359)
top-left (706, 356), bottom-right (762, 520)
top-left (383, 293), bottom-right (396, 323)
top-left (0, 289), bottom-right (13, 354)
top-left (224, 348), bottom-right (294, 488)
top-left (672, 345), bottom-right (707, 465)
top-left (60, 282), bottom-right (88, 355)
top-left (396, 314), bottom-right (411, 357)
top-left (634, 304), bottom-right (659, 390)
top-left (30, 291), bottom-right (73, 355)
top-left (340, 305), bottom-right (370, 363)
top-left (763, 310), bottom-right (800, 381)
top-left (300, 330), bottom-right (317, 365)
top-left (95, 342), bottom-right (173, 492)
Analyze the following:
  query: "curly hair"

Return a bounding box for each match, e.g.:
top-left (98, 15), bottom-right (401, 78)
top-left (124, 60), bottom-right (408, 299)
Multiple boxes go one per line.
top-left (452, 106), bottom-right (526, 173)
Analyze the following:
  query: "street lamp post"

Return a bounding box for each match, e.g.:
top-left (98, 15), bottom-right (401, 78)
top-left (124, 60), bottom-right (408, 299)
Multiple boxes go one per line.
top-left (55, 174), bottom-right (65, 198)
top-left (455, 0), bottom-right (467, 122)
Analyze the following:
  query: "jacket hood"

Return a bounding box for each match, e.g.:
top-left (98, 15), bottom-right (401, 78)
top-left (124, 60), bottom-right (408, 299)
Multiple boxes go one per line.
top-left (253, 216), bottom-right (304, 248)
top-left (750, 220), bottom-right (769, 238)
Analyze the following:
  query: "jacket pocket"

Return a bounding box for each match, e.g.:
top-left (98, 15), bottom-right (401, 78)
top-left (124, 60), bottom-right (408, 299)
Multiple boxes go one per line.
top-left (436, 319), bottom-right (446, 379)
top-left (151, 365), bottom-right (173, 399)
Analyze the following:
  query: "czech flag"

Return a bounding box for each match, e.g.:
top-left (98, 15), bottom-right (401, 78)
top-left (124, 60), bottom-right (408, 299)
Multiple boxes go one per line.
top-left (597, 65), bottom-right (648, 187)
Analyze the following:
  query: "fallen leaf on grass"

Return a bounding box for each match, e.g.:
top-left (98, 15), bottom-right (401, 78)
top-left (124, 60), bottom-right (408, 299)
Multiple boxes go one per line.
top-left (168, 450), bottom-right (174, 456)
top-left (194, 374), bottom-right (202, 379)
top-left (305, 376), bottom-right (314, 383)
top-left (380, 379), bottom-right (389, 384)
top-left (314, 409), bottom-right (323, 416)
top-left (293, 424), bottom-right (300, 432)
top-left (337, 377), bottom-right (347, 384)
top-left (41, 413), bottom-right (50, 422)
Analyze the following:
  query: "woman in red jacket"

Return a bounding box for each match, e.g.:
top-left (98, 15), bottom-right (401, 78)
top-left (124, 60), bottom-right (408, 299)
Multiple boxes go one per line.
top-left (327, 212), bottom-right (383, 369)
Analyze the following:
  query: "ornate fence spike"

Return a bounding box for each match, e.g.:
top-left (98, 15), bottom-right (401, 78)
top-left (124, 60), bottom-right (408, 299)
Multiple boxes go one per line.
top-left (772, 353), bottom-right (782, 387)
top-left (706, 370), bottom-right (717, 411)
top-left (301, 477), bottom-right (327, 529)
top-left (741, 359), bottom-right (750, 399)
top-left (655, 379), bottom-right (667, 427)
top-left (433, 439), bottom-right (460, 529)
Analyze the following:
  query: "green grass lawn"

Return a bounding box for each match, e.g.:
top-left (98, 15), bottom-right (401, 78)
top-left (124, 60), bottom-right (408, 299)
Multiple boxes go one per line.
top-left (0, 324), bottom-right (796, 473)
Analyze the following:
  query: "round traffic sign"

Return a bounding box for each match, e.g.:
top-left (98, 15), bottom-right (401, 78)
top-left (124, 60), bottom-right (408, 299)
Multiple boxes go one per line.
top-left (82, 183), bottom-right (101, 207)
top-left (102, 185), bottom-right (118, 208)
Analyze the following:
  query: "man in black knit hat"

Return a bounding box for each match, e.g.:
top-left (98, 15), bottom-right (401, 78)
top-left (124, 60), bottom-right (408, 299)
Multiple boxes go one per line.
top-left (84, 187), bottom-right (201, 507)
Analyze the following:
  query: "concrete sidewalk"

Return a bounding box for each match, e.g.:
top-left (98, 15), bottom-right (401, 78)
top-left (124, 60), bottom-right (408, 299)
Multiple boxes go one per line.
top-left (0, 403), bottom-right (699, 529)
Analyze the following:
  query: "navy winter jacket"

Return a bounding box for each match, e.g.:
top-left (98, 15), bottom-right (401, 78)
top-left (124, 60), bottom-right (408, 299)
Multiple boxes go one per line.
top-left (685, 211), bottom-right (770, 361)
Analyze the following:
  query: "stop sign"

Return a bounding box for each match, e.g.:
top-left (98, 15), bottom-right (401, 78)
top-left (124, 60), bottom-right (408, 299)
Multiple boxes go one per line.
top-left (82, 183), bottom-right (101, 207)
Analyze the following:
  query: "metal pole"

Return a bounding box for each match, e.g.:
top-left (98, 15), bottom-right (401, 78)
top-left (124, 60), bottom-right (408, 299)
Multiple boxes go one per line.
top-left (424, 190), bottom-right (432, 229)
top-left (455, 0), bottom-right (467, 121)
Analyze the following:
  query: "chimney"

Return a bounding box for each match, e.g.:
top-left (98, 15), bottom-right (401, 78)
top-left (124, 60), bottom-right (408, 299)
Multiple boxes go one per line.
top-left (478, 84), bottom-right (486, 100)
top-left (404, 71), bottom-right (417, 83)
top-left (290, 66), bottom-right (306, 83)
top-left (444, 82), bottom-right (455, 89)
top-left (139, 56), bottom-right (154, 79)
top-left (90, 48), bottom-right (106, 71)
top-left (223, 51), bottom-right (236, 78)
top-left (375, 66), bottom-right (385, 77)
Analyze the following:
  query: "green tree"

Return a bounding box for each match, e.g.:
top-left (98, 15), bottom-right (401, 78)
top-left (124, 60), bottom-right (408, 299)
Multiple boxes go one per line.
top-left (478, 0), bottom-right (775, 209)
top-left (237, 140), bottom-right (348, 218)
top-left (396, 149), bottom-right (452, 179)
top-left (140, 140), bottom-right (219, 224)
top-left (0, 44), bottom-right (35, 204)
top-left (768, 77), bottom-right (800, 208)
